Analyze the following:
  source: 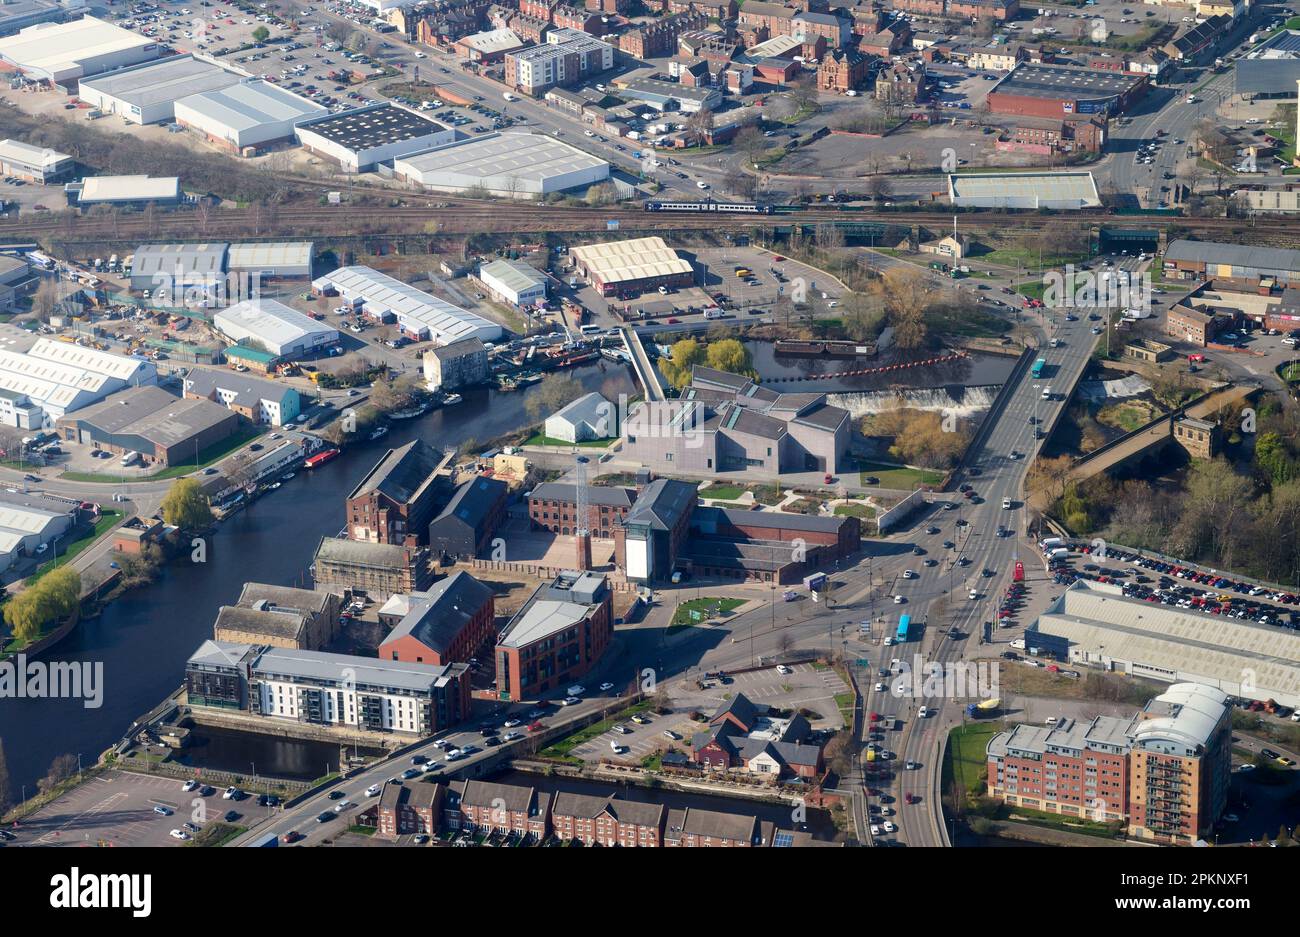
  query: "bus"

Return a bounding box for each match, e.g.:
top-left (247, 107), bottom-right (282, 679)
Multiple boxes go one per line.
top-left (1031, 358), bottom-right (1046, 379)
top-left (895, 614), bottom-right (912, 643)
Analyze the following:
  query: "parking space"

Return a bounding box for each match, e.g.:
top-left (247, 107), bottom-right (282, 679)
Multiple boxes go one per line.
top-left (10, 769), bottom-right (252, 848)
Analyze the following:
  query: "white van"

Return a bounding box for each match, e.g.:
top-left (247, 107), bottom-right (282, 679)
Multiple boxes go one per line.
top-left (1001, 498), bottom-right (1012, 509)
top-left (704, 308), bottom-right (725, 320)
top-left (1010, 638), bottom-right (1026, 650)
top-left (1048, 547), bottom-right (1069, 560)
top-left (1039, 536), bottom-right (1063, 551)
top-left (579, 324), bottom-right (603, 335)
top-left (120, 450), bottom-right (140, 467)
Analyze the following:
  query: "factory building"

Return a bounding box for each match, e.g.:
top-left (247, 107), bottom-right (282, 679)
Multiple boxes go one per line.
top-left (129, 242), bottom-right (228, 293)
top-left (392, 132), bottom-right (609, 199)
top-left (0, 0), bottom-right (64, 40)
top-left (77, 55), bottom-right (242, 125)
top-left (65, 174), bottom-right (182, 212)
top-left (213, 298), bottom-right (340, 358)
top-left (0, 15), bottom-right (159, 83)
top-left (0, 337), bottom-right (158, 428)
top-left (294, 103), bottom-right (455, 172)
top-left (0, 138), bottom-right (72, 184)
top-left (312, 265), bottom-right (502, 346)
top-left (569, 236), bottom-right (695, 297)
top-left (476, 258), bottom-right (548, 307)
top-left (173, 79), bottom-right (327, 152)
top-left (947, 171), bottom-right (1101, 210)
top-left (986, 62), bottom-right (1147, 119)
top-left (225, 241), bottom-right (314, 281)
top-left (55, 385), bottom-right (241, 467)
top-left (182, 368), bottom-right (300, 427)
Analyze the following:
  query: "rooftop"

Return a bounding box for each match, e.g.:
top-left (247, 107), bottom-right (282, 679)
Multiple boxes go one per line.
top-left (0, 138), bottom-right (70, 170)
top-left (991, 61), bottom-right (1145, 99)
top-left (396, 132), bottom-right (609, 186)
top-left (1165, 238), bottom-right (1300, 275)
top-left (175, 79), bottom-right (326, 133)
top-left (385, 570), bottom-right (494, 655)
top-left (498, 570), bottom-right (608, 648)
top-left (479, 258), bottom-right (549, 295)
top-left (62, 385), bottom-right (234, 447)
top-left (315, 536), bottom-right (414, 570)
top-left (570, 236), bottom-right (693, 284)
top-left (213, 298), bottom-right (338, 349)
top-left (75, 175), bottom-right (180, 203)
top-left (311, 266), bottom-right (501, 345)
top-left (79, 55), bottom-right (240, 110)
top-left (948, 171), bottom-right (1101, 209)
top-left (0, 16), bottom-right (154, 78)
top-left (296, 102), bottom-right (447, 151)
top-left (348, 439), bottom-right (446, 506)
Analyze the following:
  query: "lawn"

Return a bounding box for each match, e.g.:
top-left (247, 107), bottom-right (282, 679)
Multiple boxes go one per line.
top-left (670, 596), bottom-right (746, 628)
top-left (1097, 400), bottom-right (1161, 434)
top-left (700, 484), bottom-right (747, 500)
top-left (834, 502), bottom-right (876, 519)
top-left (28, 510), bottom-right (123, 582)
top-left (1015, 280), bottom-right (1047, 302)
top-left (858, 460), bottom-right (944, 490)
top-left (59, 426), bottom-right (264, 483)
top-left (944, 721), bottom-right (1000, 799)
top-left (833, 692), bottom-right (855, 725)
top-left (521, 433), bottom-right (614, 449)
top-left (976, 246), bottom-right (1088, 273)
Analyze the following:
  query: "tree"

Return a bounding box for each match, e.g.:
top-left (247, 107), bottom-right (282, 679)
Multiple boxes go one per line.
top-left (161, 477), bottom-right (215, 531)
top-left (686, 106), bottom-right (715, 145)
top-left (839, 292), bottom-right (885, 342)
top-left (252, 25), bottom-right (270, 42)
top-left (788, 75), bottom-right (820, 115)
top-left (868, 174), bottom-right (894, 203)
top-left (734, 126), bottom-right (768, 168)
top-left (873, 267), bottom-right (933, 351)
top-left (705, 338), bottom-right (752, 375)
top-left (525, 372), bottom-right (585, 422)
top-left (4, 566), bottom-right (80, 645)
top-left (29, 278), bottom-right (60, 322)
top-left (658, 338), bottom-right (707, 390)
top-left (39, 753), bottom-right (77, 793)
top-left (370, 374), bottom-right (424, 414)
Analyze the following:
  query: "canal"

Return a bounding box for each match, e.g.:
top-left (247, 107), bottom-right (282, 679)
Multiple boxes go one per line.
top-left (0, 362), bottom-right (636, 797)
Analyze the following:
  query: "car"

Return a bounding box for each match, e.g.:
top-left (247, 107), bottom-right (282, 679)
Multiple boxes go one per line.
top-left (918, 706), bottom-right (929, 718)
top-left (222, 786), bottom-right (241, 800)
top-left (503, 718), bottom-right (522, 728)
top-left (365, 784), bottom-right (382, 797)
top-left (870, 823), bottom-right (882, 836)
top-left (402, 768), bottom-right (421, 779)
top-left (316, 811), bottom-right (335, 823)
top-left (776, 664), bottom-right (792, 675)
top-left (599, 682), bottom-right (615, 692)
top-left (631, 714), bottom-right (651, 724)
top-left (875, 682), bottom-right (886, 691)
top-left (327, 790), bottom-right (346, 800)
top-left (893, 595), bottom-right (905, 604)
top-left (182, 779), bottom-right (198, 792)
top-left (169, 828), bottom-right (191, 841)
top-left (902, 570), bottom-right (916, 579)
top-left (905, 760), bottom-right (918, 770)
top-left (562, 696), bottom-right (581, 705)
top-left (333, 801), bottom-right (353, 813)
top-left (153, 805), bottom-right (173, 816)
top-left (663, 730), bottom-right (681, 740)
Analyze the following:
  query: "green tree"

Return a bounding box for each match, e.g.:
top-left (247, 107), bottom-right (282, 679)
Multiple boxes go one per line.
top-left (659, 338), bottom-right (707, 391)
top-left (4, 590), bottom-right (48, 643)
top-left (161, 477), bottom-right (215, 531)
top-left (1255, 431), bottom-right (1294, 487)
top-left (705, 338), bottom-right (752, 376)
top-left (839, 292), bottom-right (885, 342)
top-left (252, 25), bottom-right (270, 42)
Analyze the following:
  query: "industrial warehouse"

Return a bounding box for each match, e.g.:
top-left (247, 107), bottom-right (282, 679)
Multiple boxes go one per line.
top-left (312, 266), bottom-right (502, 345)
top-left (173, 80), bottom-right (327, 153)
top-left (65, 174), bottom-right (182, 212)
top-left (0, 338), bottom-right (158, 428)
top-left (392, 132), bottom-right (609, 199)
top-left (948, 171), bottom-right (1101, 210)
top-left (1162, 239), bottom-right (1300, 288)
top-left (1026, 580), bottom-right (1300, 709)
top-left (0, 138), bottom-right (72, 184)
top-left (569, 237), bottom-right (695, 297)
top-left (129, 241), bottom-right (315, 292)
top-left (294, 103), bottom-right (455, 173)
top-left (213, 298), bottom-right (340, 358)
top-left (56, 385), bottom-right (241, 467)
top-left (0, 15), bottom-right (159, 83)
top-left (986, 62), bottom-right (1148, 118)
top-left (77, 54), bottom-right (242, 125)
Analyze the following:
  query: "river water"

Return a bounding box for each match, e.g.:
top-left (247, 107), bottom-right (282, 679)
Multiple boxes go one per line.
top-left (0, 362), bottom-right (635, 797)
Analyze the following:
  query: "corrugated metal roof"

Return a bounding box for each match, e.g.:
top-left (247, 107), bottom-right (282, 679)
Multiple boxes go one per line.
top-left (570, 236), bottom-right (693, 285)
top-left (79, 55), bottom-right (241, 109)
top-left (174, 79), bottom-right (325, 133)
top-left (1165, 238), bottom-right (1300, 274)
top-left (311, 265), bottom-right (501, 345)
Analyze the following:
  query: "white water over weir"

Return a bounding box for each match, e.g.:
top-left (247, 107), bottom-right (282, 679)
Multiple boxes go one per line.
top-left (829, 384), bottom-right (1001, 418)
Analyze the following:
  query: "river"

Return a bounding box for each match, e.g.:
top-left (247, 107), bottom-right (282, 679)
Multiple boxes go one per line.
top-left (0, 362), bottom-right (635, 797)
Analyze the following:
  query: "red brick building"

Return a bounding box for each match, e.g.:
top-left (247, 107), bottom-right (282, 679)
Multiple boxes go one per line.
top-left (345, 440), bottom-right (448, 548)
top-left (373, 782), bottom-right (443, 839)
top-left (446, 779), bottom-right (552, 841)
top-left (527, 482), bottom-right (635, 538)
top-left (620, 11), bottom-right (707, 57)
top-left (817, 46), bottom-right (871, 91)
top-left (948, 0), bottom-right (1018, 20)
top-left (377, 570), bottom-right (496, 668)
top-left (551, 793), bottom-right (666, 846)
top-left (664, 807), bottom-right (776, 846)
top-left (553, 3), bottom-right (604, 32)
top-left (519, 0), bottom-right (558, 20)
top-left (494, 571), bottom-right (613, 701)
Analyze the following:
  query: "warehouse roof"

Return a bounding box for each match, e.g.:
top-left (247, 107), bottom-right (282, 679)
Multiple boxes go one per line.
top-left (620, 76), bottom-right (719, 105)
top-left (0, 138), bottom-right (69, 169)
top-left (1233, 57), bottom-right (1300, 95)
top-left (175, 79), bottom-right (325, 133)
top-left (571, 236), bottom-right (693, 284)
top-left (77, 175), bottom-right (180, 203)
top-left (183, 367), bottom-right (295, 407)
top-left (0, 338), bottom-right (156, 414)
top-left (0, 16), bottom-right (154, 77)
top-left (479, 258), bottom-right (548, 295)
top-left (213, 298), bottom-right (338, 350)
top-left (991, 61), bottom-right (1144, 99)
top-left (315, 536), bottom-right (412, 569)
top-left (396, 132), bottom-right (609, 187)
top-left (79, 55), bottom-right (241, 110)
top-left (742, 33), bottom-right (804, 60)
top-left (226, 241), bottom-right (314, 271)
top-left (459, 27), bottom-right (524, 55)
top-left (948, 171), bottom-right (1101, 208)
top-left (296, 102), bottom-right (447, 150)
top-left (1165, 238), bottom-right (1300, 274)
top-left (384, 571), bottom-right (494, 656)
top-left (64, 385), bottom-right (234, 446)
top-left (348, 438), bottom-right (444, 504)
top-left (311, 265), bottom-right (501, 345)
top-left (132, 242), bottom-right (228, 281)
top-left (1031, 581), bottom-right (1300, 704)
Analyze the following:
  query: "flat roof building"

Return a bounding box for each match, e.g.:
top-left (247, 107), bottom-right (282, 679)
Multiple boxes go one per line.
top-left (495, 570), bottom-right (613, 700)
top-left (294, 102), bottom-right (454, 172)
top-left (66, 174), bottom-right (181, 211)
top-left (0, 491), bottom-right (75, 572)
top-left (948, 171), bottom-right (1101, 210)
top-left (78, 55), bottom-right (242, 125)
top-left (174, 79), bottom-right (327, 151)
top-left (226, 241), bottom-right (314, 280)
top-left (987, 62), bottom-right (1147, 118)
top-left (477, 258), bottom-right (548, 307)
top-left (1164, 238), bottom-right (1300, 287)
top-left (56, 385), bottom-right (240, 467)
top-left (129, 242), bottom-right (228, 292)
top-left (213, 298), bottom-right (340, 358)
top-left (0, 15), bottom-right (159, 83)
top-left (0, 336), bottom-right (158, 428)
top-left (570, 236), bottom-right (694, 296)
top-left (618, 76), bottom-right (722, 113)
top-left (312, 265), bottom-right (502, 346)
top-left (0, 0), bottom-right (63, 39)
top-left (0, 138), bottom-right (72, 184)
top-left (393, 132), bottom-right (609, 199)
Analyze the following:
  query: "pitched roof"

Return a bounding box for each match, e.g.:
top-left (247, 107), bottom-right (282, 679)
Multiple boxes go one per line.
top-left (623, 478), bottom-right (698, 531)
top-left (665, 806), bottom-right (760, 843)
top-left (348, 439), bottom-right (444, 506)
top-left (528, 482), bottom-right (634, 508)
top-left (431, 475), bottom-right (507, 531)
top-left (383, 570), bottom-right (494, 656)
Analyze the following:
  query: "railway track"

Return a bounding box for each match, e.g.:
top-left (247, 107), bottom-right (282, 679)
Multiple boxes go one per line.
top-left (9, 199), bottom-right (1298, 244)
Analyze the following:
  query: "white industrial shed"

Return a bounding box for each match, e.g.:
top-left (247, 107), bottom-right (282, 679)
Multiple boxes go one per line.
top-left (0, 496), bottom-right (74, 568)
top-left (295, 103), bottom-right (454, 173)
top-left (0, 337), bottom-right (158, 427)
top-left (174, 79), bottom-right (326, 151)
top-left (1028, 580), bottom-right (1300, 709)
top-left (226, 241), bottom-right (315, 280)
top-left (394, 132), bottom-right (609, 198)
top-left (312, 266), bottom-right (502, 345)
top-left (0, 16), bottom-right (159, 83)
top-left (545, 391), bottom-right (616, 443)
top-left (948, 171), bottom-right (1102, 210)
top-left (478, 259), bottom-right (547, 307)
top-left (78, 55), bottom-right (242, 125)
top-left (214, 298), bottom-right (340, 358)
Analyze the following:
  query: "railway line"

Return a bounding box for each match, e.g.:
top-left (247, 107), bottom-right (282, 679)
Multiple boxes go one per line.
top-left (8, 198), bottom-right (1299, 245)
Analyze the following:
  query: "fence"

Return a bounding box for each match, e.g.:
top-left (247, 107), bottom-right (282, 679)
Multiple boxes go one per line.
top-left (461, 558), bottom-right (637, 590)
